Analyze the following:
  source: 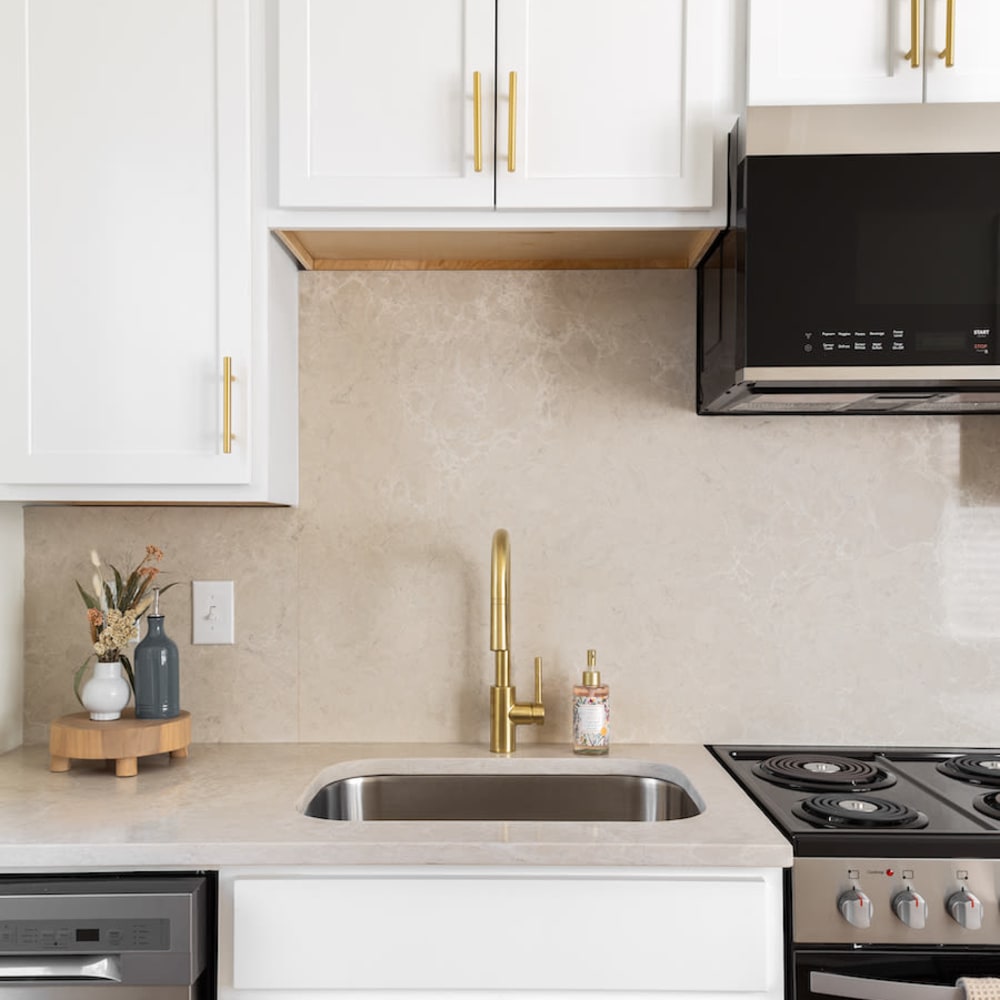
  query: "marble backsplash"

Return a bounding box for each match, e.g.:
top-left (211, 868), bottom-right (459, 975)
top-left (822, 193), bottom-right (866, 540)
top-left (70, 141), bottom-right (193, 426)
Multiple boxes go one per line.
top-left (21, 269), bottom-right (1000, 747)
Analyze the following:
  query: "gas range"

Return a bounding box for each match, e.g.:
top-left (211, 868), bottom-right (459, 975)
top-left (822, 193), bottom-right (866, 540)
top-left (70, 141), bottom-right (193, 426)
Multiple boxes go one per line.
top-left (710, 747), bottom-right (1000, 999)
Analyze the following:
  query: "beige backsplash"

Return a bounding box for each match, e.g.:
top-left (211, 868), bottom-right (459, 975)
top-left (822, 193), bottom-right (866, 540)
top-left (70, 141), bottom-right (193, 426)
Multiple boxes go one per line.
top-left (22, 270), bottom-right (1000, 747)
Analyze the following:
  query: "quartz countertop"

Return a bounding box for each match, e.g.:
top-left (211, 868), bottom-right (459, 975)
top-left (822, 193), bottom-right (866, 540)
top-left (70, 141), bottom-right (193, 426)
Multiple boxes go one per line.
top-left (0, 742), bottom-right (791, 870)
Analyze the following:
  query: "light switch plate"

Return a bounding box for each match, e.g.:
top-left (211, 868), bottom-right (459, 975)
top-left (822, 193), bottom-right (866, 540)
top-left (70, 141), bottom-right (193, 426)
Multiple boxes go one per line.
top-left (192, 580), bottom-right (235, 645)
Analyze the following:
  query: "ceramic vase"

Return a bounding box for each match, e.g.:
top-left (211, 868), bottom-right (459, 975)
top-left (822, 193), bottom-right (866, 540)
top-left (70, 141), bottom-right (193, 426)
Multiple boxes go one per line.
top-left (80, 660), bottom-right (131, 721)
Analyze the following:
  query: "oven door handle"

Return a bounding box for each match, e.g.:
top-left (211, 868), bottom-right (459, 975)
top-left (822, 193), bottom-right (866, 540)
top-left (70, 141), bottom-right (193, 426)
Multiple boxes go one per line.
top-left (811, 972), bottom-right (963, 1000)
top-left (0, 955), bottom-right (122, 981)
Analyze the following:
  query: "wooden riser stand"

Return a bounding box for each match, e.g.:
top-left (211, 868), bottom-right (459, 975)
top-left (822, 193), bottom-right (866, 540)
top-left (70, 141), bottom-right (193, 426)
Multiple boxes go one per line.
top-left (49, 710), bottom-right (191, 778)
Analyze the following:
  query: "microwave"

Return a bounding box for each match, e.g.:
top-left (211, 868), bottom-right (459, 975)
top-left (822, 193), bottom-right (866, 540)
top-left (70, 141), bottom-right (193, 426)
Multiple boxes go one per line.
top-left (698, 149), bottom-right (1000, 414)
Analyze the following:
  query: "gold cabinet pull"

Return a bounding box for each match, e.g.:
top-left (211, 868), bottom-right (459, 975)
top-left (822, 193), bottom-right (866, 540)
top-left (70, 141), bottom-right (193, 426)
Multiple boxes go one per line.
top-left (222, 356), bottom-right (235, 454)
top-left (938, 0), bottom-right (955, 66)
top-left (507, 70), bottom-right (517, 172)
top-left (473, 71), bottom-right (483, 172)
top-left (905, 0), bottom-right (920, 67)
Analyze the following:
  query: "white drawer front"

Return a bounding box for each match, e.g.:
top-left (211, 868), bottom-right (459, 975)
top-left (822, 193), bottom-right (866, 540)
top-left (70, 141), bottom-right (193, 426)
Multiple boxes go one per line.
top-left (233, 868), bottom-right (778, 993)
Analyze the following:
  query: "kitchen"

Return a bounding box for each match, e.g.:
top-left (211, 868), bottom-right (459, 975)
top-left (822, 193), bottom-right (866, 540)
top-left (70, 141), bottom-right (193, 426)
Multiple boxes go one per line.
top-left (2, 1), bottom-right (1000, 997)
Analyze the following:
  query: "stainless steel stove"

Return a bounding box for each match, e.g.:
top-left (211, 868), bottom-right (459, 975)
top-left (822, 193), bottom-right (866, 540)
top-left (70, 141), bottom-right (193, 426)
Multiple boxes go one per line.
top-left (710, 747), bottom-right (1000, 1000)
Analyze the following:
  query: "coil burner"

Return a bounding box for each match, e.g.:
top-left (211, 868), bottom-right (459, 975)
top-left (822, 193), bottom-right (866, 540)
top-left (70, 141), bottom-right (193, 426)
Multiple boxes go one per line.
top-left (937, 755), bottom-right (1000, 788)
top-left (973, 792), bottom-right (1000, 820)
top-left (793, 794), bottom-right (929, 830)
top-left (752, 754), bottom-right (896, 793)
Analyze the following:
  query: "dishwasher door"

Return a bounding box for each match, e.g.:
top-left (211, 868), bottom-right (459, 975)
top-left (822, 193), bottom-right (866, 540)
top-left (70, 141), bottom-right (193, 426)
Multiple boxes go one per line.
top-left (0, 875), bottom-right (212, 999)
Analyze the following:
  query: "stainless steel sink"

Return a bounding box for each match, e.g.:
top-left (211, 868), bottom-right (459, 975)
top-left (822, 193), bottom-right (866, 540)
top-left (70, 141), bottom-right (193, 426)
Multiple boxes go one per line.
top-left (303, 772), bottom-right (701, 822)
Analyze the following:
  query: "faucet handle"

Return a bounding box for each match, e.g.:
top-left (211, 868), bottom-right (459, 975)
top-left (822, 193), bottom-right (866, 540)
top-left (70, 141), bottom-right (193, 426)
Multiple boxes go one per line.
top-left (534, 656), bottom-right (544, 706)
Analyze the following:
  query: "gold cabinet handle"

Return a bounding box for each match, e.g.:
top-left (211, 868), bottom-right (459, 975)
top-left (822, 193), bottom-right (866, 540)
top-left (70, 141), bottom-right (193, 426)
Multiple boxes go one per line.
top-left (222, 356), bottom-right (235, 454)
top-left (938, 0), bottom-right (955, 66)
top-left (473, 71), bottom-right (483, 172)
top-left (904, 0), bottom-right (920, 67)
top-left (507, 70), bottom-right (517, 173)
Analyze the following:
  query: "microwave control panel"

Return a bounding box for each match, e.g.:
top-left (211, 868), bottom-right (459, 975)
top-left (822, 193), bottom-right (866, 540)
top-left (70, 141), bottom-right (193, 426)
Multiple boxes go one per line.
top-left (799, 327), bottom-right (992, 363)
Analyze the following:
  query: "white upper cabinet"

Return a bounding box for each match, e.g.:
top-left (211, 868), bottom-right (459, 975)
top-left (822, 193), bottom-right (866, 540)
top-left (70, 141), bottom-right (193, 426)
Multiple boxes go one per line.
top-left (923, 0), bottom-right (1000, 102)
top-left (748, 1), bottom-right (922, 105)
top-left (495, 0), bottom-right (718, 210)
top-left (278, 0), bottom-right (730, 213)
top-left (748, 0), bottom-right (1000, 106)
top-left (0, 0), bottom-right (297, 503)
top-left (279, 0), bottom-right (496, 209)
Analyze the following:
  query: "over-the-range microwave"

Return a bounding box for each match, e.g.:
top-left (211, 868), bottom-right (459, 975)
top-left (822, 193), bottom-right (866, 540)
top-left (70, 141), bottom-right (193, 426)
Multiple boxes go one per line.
top-left (698, 114), bottom-right (1000, 415)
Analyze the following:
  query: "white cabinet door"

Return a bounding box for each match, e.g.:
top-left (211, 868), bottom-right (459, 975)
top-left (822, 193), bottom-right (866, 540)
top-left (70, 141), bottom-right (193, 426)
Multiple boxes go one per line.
top-left (495, 0), bottom-right (719, 211)
top-left (748, 0), bottom-right (924, 106)
top-left (0, 1), bottom-right (297, 502)
top-left (278, 0), bottom-right (725, 213)
top-left (924, 0), bottom-right (1000, 102)
top-left (222, 866), bottom-right (784, 998)
top-left (278, 0), bottom-right (496, 209)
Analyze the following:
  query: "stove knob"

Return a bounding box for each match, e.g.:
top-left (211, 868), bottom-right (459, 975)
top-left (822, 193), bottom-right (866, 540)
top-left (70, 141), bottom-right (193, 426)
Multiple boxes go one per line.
top-left (838, 888), bottom-right (873, 928)
top-left (947, 889), bottom-right (983, 930)
top-left (892, 889), bottom-right (926, 929)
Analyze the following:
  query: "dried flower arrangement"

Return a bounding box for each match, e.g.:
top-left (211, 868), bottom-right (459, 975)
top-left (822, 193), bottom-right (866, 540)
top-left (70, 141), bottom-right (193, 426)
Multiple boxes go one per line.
top-left (74, 545), bottom-right (176, 705)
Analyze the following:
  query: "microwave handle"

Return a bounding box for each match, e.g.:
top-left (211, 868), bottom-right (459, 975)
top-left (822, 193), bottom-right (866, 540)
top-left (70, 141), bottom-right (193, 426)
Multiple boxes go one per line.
top-left (0, 955), bottom-right (122, 982)
top-left (811, 972), bottom-right (962, 1000)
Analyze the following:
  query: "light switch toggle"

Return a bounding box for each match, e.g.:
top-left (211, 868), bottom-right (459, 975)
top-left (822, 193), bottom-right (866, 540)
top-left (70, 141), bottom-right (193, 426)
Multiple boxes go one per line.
top-left (192, 581), bottom-right (235, 644)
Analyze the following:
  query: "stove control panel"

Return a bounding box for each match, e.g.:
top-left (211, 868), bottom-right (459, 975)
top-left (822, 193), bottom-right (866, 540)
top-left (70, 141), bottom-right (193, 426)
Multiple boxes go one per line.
top-left (793, 858), bottom-right (1000, 945)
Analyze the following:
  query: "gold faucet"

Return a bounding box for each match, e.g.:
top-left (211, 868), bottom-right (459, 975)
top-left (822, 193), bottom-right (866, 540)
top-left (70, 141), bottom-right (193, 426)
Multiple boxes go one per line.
top-left (489, 528), bottom-right (544, 753)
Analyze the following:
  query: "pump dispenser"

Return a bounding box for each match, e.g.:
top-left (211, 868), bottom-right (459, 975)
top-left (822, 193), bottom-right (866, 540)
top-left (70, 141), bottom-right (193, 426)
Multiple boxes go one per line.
top-left (572, 648), bottom-right (610, 754)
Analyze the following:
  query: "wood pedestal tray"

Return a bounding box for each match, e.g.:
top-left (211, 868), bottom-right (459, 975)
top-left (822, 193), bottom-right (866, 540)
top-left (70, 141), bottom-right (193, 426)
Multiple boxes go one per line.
top-left (49, 709), bottom-right (191, 777)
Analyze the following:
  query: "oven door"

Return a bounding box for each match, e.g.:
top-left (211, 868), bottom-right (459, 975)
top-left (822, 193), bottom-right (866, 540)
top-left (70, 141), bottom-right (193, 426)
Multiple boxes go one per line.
top-left (797, 949), bottom-right (1000, 1000)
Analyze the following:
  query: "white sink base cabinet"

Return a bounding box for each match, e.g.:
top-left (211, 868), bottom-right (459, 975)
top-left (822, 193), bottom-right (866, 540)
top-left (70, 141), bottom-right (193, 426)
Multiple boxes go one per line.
top-left (220, 865), bottom-right (783, 998)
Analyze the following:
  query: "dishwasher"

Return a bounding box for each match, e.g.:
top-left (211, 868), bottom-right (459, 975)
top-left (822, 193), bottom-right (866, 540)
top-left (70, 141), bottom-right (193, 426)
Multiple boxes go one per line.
top-left (0, 874), bottom-right (213, 999)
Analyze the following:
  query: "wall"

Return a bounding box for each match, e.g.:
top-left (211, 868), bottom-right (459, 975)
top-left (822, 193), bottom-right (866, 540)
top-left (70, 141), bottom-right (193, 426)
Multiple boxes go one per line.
top-left (0, 504), bottom-right (23, 751)
top-left (22, 270), bottom-right (1000, 747)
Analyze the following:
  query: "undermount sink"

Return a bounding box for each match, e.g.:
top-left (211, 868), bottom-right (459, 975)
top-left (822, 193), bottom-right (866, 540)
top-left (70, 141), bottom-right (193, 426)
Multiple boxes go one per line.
top-left (303, 772), bottom-right (701, 822)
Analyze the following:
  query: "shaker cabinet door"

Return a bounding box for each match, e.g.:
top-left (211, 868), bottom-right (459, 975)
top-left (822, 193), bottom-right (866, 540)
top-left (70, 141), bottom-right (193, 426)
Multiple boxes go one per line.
top-left (924, 0), bottom-right (1000, 102)
top-left (0, 0), bottom-right (258, 491)
top-left (748, 0), bottom-right (924, 106)
top-left (495, 0), bottom-right (720, 210)
top-left (277, 0), bottom-right (727, 214)
top-left (278, 0), bottom-right (496, 209)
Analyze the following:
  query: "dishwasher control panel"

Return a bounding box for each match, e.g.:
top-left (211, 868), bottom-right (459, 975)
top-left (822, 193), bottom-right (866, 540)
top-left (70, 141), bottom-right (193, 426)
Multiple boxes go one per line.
top-left (0, 917), bottom-right (169, 951)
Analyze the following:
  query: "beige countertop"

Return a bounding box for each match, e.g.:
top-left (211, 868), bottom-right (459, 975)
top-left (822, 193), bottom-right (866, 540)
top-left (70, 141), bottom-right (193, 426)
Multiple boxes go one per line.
top-left (0, 742), bottom-right (791, 870)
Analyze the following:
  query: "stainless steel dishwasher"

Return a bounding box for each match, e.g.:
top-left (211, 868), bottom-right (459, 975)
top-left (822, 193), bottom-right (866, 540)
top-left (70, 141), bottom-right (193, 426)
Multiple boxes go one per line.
top-left (0, 874), bottom-right (213, 998)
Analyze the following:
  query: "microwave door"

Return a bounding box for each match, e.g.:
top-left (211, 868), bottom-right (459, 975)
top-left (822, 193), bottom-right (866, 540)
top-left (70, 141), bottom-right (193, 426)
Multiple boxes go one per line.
top-left (744, 154), bottom-right (1000, 371)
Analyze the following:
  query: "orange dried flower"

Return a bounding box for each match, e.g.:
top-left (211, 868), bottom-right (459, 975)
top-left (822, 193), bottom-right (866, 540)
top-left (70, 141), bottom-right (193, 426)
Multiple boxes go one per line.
top-left (138, 566), bottom-right (160, 579)
top-left (86, 608), bottom-right (103, 626)
top-left (146, 545), bottom-right (164, 561)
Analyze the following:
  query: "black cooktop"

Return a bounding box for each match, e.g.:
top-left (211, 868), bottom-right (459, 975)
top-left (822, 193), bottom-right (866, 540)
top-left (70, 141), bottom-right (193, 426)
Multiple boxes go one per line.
top-left (709, 746), bottom-right (1000, 858)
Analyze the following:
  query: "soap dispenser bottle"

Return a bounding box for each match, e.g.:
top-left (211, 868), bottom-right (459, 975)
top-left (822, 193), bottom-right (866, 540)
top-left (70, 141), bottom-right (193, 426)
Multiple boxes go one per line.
top-left (134, 587), bottom-right (180, 719)
top-left (572, 649), bottom-right (610, 755)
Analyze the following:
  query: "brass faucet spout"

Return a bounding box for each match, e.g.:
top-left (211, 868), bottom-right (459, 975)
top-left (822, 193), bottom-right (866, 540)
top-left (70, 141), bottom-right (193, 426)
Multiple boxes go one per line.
top-left (489, 529), bottom-right (544, 753)
top-left (490, 529), bottom-right (510, 655)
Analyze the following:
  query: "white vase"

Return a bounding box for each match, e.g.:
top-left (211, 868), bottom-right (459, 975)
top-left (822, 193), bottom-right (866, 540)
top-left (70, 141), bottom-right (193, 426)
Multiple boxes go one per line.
top-left (81, 660), bottom-right (131, 721)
